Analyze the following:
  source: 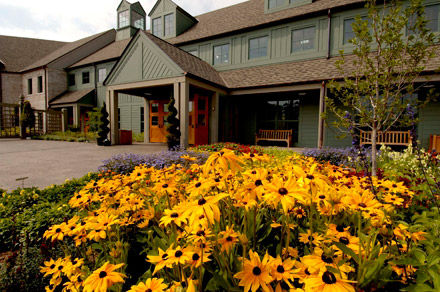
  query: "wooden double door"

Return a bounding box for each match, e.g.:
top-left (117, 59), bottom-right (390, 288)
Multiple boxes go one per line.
top-left (149, 94), bottom-right (209, 145)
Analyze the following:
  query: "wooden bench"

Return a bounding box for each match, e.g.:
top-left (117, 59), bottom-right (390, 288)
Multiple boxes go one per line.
top-left (360, 130), bottom-right (412, 146)
top-left (255, 129), bottom-right (292, 147)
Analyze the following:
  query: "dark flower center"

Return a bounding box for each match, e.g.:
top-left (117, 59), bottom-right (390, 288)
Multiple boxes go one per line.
top-left (49, 284), bottom-right (54, 289)
top-left (146, 289), bottom-right (152, 292)
top-left (339, 237), bottom-right (350, 245)
top-left (305, 268), bottom-right (311, 275)
top-left (319, 195), bottom-right (326, 199)
top-left (99, 271), bottom-right (107, 278)
top-left (251, 170), bottom-right (257, 174)
top-left (307, 174), bottom-right (315, 180)
top-left (162, 184), bottom-right (168, 188)
top-left (56, 228), bottom-right (62, 233)
top-left (58, 265), bottom-right (63, 270)
top-left (226, 236), bottom-right (233, 242)
top-left (77, 277), bottom-right (82, 283)
top-left (252, 266), bottom-right (262, 276)
top-left (198, 198), bottom-right (207, 205)
top-left (321, 255), bottom-right (333, 264)
top-left (392, 184), bottom-right (397, 188)
top-left (278, 188), bottom-right (288, 195)
top-left (336, 225), bottom-right (345, 232)
top-left (255, 179), bottom-right (263, 186)
top-left (162, 253), bottom-right (168, 260)
top-left (195, 182), bottom-right (202, 188)
top-left (72, 260), bottom-right (77, 265)
top-left (76, 195), bottom-right (81, 199)
top-left (250, 153), bottom-right (255, 157)
top-left (358, 203), bottom-right (367, 208)
top-left (277, 265), bottom-right (285, 273)
top-left (175, 250), bottom-right (183, 257)
top-left (171, 212), bottom-right (179, 218)
top-left (192, 253), bottom-right (200, 261)
top-left (322, 271), bottom-right (337, 284)
top-left (50, 264), bottom-right (56, 269)
top-left (197, 230), bottom-right (205, 236)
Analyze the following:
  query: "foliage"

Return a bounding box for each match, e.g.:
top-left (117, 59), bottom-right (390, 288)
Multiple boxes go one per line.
top-left (303, 146), bottom-right (375, 169)
top-left (97, 102), bottom-right (110, 146)
top-left (38, 149), bottom-right (440, 292)
top-left (99, 149), bottom-right (210, 174)
top-left (32, 130), bottom-right (97, 142)
top-left (132, 132), bottom-right (144, 143)
top-left (19, 100), bottom-right (35, 139)
top-left (165, 96), bottom-right (181, 150)
top-left (86, 107), bottom-right (103, 133)
top-left (190, 142), bottom-right (264, 154)
top-left (326, 0), bottom-right (438, 175)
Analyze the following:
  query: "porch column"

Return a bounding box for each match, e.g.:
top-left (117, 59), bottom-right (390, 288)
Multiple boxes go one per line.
top-left (143, 98), bottom-right (149, 143)
top-left (176, 81), bottom-right (189, 148)
top-left (209, 91), bottom-right (220, 144)
top-left (106, 90), bottom-right (119, 145)
top-left (61, 108), bottom-right (67, 132)
top-left (73, 104), bottom-right (80, 128)
top-left (318, 81), bottom-right (326, 149)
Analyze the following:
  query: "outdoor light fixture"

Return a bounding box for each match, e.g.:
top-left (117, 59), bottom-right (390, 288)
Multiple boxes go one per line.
top-left (298, 92), bottom-right (307, 96)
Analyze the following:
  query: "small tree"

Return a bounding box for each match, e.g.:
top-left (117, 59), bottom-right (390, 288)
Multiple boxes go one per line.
top-left (97, 102), bottom-right (110, 146)
top-left (86, 107), bottom-right (103, 133)
top-left (165, 96), bottom-right (181, 150)
top-left (326, 0), bottom-right (437, 176)
top-left (20, 100), bottom-right (35, 139)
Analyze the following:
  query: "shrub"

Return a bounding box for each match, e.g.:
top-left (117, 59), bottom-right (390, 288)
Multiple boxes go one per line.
top-left (302, 146), bottom-right (374, 169)
top-left (190, 142), bottom-right (264, 154)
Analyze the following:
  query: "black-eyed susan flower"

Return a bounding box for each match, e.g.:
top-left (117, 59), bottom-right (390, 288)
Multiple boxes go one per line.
top-left (217, 225), bottom-right (239, 253)
top-left (160, 209), bottom-right (187, 227)
top-left (303, 270), bottom-right (355, 292)
top-left (264, 174), bottom-right (307, 213)
top-left (234, 249), bottom-right (273, 292)
top-left (128, 277), bottom-right (168, 292)
top-left (270, 256), bottom-right (299, 288)
top-left (83, 262), bottom-right (125, 292)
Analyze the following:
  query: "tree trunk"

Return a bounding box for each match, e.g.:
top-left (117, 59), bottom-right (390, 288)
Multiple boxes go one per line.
top-left (371, 127), bottom-right (377, 176)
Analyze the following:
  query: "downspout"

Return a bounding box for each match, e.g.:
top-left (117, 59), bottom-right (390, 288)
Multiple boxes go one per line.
top-left (93, 63), bottom-right (98, 106)
top-left (327, 9), bottom-right (332, 59)
top-left (44, 66), bottom-right (48, 134)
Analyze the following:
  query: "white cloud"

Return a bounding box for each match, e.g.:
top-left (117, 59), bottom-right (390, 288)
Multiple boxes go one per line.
top-left (0, 0), bottom-right (247, 42)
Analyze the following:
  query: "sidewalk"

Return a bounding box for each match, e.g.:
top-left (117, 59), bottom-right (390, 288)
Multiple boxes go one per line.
top-left (0, 139), bottom-right (166, 191)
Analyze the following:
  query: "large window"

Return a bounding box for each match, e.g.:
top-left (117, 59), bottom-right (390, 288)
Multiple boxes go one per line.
top-left (82, 71), bottom-right (90, 84)
top-left (164, 14), bottom-right (174, 36)
top-left (152, 17), bottom-right (162, 37)
top-left (343, 18), bottom-right (356, 44)
top-left (37, 76), bottom-right (43, 93)
top-left (257, 98), bottom-right (300, 143)
top-left (269, 0), bottom-right (284, 9)
top-left (132, 11), bottom-right (144, 29)
top-left (98, 68), bottom-right (107, 83)
top-left (68, 74), bottom-right (75, 86)
top-left (119, 10), bottom-right (129, 28)
top-left (292, 26), bottom-right (316, 52)
top-left (27, 78), bottom-right (32, 95)
top-left (249, 36), bottom-right (268, 59)
top-left (213, 44), bottom-right (230, 65)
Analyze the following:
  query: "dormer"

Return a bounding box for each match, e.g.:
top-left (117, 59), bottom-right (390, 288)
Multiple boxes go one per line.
top-left (116, 0), bottom-right (146, 41)
top-left (264, 0), bottom-right (313, 14)
top-left (149, 0), bottom-right (198, 40)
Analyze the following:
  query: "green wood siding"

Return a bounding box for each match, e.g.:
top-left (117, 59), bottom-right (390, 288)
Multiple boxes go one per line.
top-left (176, 9), bottom-right (196, 36)
top-left (418, 101), bottom-right (440, 149)
top-left (118, 96), bottom-right (144, 133)
top-left (297, 103), bottom-right (319, 147)
top-left (324, 110), bottom-right (352, 148)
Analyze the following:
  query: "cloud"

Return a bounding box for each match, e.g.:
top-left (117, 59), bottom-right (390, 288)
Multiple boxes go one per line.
top-left (0, 0), bottom-right (247, 41)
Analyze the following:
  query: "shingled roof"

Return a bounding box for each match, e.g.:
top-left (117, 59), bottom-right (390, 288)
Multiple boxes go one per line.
top-left (70, 38), bottom-right (132, 68)
top-left (143, 31), bottom-right (227, 87)
top-left (168, 0), bottom-right (364, 45)
top-left (50, 88), bottom-right (95, 105)
top-left (21, 29), bottom-right (115, 72)
top-left (0, 35), bottom-right (66, 72)
top-left (220, 45), bottom-right (440, 89)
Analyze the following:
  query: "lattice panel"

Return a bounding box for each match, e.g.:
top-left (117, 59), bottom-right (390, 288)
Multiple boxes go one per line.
top-left (47, 110), bottom-right (62, 133)
top-left (0, 103), bottom-right (20, 138)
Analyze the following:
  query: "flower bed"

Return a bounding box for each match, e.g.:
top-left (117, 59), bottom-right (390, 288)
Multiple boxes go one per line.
top-left (38, 149), bottom-right (440, 292)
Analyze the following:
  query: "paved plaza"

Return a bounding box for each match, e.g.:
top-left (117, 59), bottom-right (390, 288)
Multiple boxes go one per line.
top-left (0, 139), bottom-right (167, 191)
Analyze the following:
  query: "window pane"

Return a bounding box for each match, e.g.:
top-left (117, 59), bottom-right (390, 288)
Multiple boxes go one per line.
top-left (344, 18), bottom-right (356, 44)
top-left (152, 103), bottom-right (158, 113)
top-left (98, 68), bottom-right (107, 82)
top-left (213, 44), bottom-right (229, 65)
top-left (132, 11), bottom-right (144, 29)
top-left (164, 104), bottom-right (169, 113)
top-left (249, 36), bottom-right (268, 59)
top-left (198, 99), bottom-right (206, 111)
top-left (153, 17), bottom-right (162, 36)
top-left (152, 116), bottom-right (159, 126)
top-left (82, 72), bottom-right (90, 84)
top-left (119, 10), bottom-right (129, 28)
top-left (426, 5), bottom-right (439, 32)
top-left (68, 74), bottom-right (75, 86)
top-left (198, 114), bottom-right (206, 126)
top-left (164, 13), bottom-right (174, 36)
top-left (37, 76), bottom-right (43, 93)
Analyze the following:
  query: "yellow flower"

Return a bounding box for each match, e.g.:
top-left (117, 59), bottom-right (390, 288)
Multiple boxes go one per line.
top-left (83, 262), bottom-right (125, 292)
top-left (270, 256), bottom-right (298, 288)
top-left (202, 148), bottom-right (242, 176)
top-left (128, 278), bottom-right (168, 292)
top-left (303, 270), bottom-right (355, 292)
top-left (234, 250), bottom-right (273, 292)
top-left (264, 174), bottom-right (306, 213)
top-left (217, 225), bottom-right (239, 253)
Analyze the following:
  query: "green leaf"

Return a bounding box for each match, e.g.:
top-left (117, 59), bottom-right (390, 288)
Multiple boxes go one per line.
top-left (334, 242), bottom-right (359, 264)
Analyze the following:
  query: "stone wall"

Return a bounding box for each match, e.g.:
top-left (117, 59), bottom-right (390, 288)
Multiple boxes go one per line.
top-left (47, 68), bottom-right (67, 104)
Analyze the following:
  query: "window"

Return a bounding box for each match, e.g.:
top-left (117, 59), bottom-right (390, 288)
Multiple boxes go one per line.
top-left (140, 107), bottom-right (144, 133)
top-left (152, 17), bottom-right (162, 37)
top-left (37, 76), bottom-right (43, 93)
top-left (68, 74), bottom-right (75, 86)
top-left (213, 44), bottom-right (230, 65)
top-left (292, 26), bottom-right (316, 52)
top-left (269, 0), bottom-right (284, 9)
top-left (249, 36), bottom-right (268, 59)
top-left (119, 10), bottom-right (129, 28)
top-left (98, 68), bottom-right (107, 83)
top-left (344, 18), bottom-right (357, 44)
top-left (27, 78), bottom-right (32, 95)
top-left (82, 71), bottom-right (90, 84)
top-left (164, 13), bottom-right (174, 36)
top-left (408, 5), bottom-right (439, 34)
top-left (132, 11), bottom-right (144, 29)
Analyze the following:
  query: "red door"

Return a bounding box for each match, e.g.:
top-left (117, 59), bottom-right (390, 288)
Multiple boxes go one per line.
top-left (194, 94), bottom-right (209, 146)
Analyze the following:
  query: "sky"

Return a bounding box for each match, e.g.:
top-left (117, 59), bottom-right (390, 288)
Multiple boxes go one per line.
top-left (0, 0), bottom-right (248, 42)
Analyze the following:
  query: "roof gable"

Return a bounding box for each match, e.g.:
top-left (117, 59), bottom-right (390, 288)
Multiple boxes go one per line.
top-left (117, 0), bottom-right (131, 12)
top-left (148, 0), bottom-right (177, 17)
top-left (105, 31), bottom-right (184, 86)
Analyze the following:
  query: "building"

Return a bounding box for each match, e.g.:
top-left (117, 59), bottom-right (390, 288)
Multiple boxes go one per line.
top-left (2, 0), bottom-right (440, 148)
